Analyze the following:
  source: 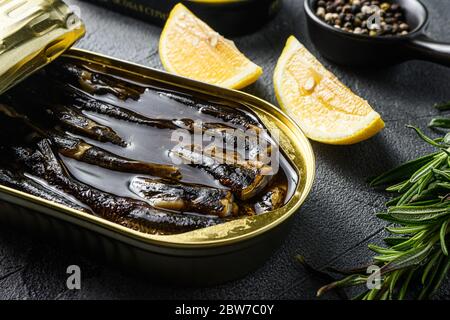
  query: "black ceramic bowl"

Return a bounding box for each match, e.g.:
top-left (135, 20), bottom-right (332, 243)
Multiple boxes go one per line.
top-left (304, 0), bottom-right (450, 67)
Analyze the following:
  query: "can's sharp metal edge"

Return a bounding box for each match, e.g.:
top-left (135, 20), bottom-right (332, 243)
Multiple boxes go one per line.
top-left (0, 0), bottom-right (85, 95)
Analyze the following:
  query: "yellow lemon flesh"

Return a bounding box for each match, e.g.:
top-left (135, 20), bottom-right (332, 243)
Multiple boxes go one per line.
top-left (159, 3), bottom-right (262, 89)
top-left (273, 36), bottom-right (384, 145)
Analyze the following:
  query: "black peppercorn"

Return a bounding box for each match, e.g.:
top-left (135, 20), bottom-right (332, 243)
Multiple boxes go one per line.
top-left (399, 23), bottom-right (409, 31)
top-left (384, 24), bottom-right (393, 33)
top-left (394, 12), bottom-right (403, 19)
top-left (315, 0), bottom-right (410, 37)
top-left (392, 23), bottom-right (398, 33)
top-left (343, 4), bottom-right (352, 12)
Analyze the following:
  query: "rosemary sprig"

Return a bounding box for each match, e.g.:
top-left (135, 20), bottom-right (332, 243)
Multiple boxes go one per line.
top-left (317, 125), bottom-right (450, 300)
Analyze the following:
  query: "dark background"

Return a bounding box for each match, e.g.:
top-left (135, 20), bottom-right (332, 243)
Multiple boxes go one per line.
top-left (1, 0), bottom-right (449, 299)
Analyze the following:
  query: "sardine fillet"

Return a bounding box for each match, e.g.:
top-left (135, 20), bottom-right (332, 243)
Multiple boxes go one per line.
top-left (10, 140), bottom-right (218, 234)
top-left (129, 177), bottom-right (237, 217)
top-left (170, 145), bottom-right (272, 200)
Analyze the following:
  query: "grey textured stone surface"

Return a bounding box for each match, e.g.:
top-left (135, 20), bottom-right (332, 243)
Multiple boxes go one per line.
top-left (1, 0), bottom-right (450, 300)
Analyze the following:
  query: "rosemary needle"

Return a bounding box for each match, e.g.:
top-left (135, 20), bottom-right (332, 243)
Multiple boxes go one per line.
top-left (429, 117), bottom-right (450, 129)
top-left (434, 101), bottom-right (450, 111)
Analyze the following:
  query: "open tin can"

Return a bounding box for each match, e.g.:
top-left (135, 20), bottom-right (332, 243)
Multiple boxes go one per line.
top-left (0, 0), bottom-right (314, 285)
top-left (81, 0), bottom-right (282, 36)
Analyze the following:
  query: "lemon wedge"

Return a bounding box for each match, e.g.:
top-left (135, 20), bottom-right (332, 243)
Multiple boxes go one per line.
top-left (159, 3), bottom-right (262, 89)
top-left (273, 36), bottom-right (384, 145)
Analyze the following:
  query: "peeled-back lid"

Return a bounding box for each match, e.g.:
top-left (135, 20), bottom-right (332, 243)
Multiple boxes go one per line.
top-left (0, 0), bottom-right (85, 95)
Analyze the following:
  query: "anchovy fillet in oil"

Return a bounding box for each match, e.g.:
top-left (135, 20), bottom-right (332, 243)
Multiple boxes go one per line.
top-left (130, 177), bottom-right (237, 217)
top-left (44, 104), bottom-right (127, 147)
top-left (157, 91), bottom-right (261, 130)
top-left (52, 133), bottom-right (182, 179)
top-left (0, 103), bottom-right (181, 179)
top-left (170, 144), bottom-right (272, 200)
top-left (242, 183), bottom-right (287, 215)
top-left (47, 63), bottom-right (260, 132)
top-left (47, 62), bottom-right (146, 100)
top-left (0, 168), bottom-right (91, 213)
top-left (1, 93), bottom-right (127, 146)
top-left (11, 79), bottom-right (273, 162)
top-left (9, 140), bottom-right (218, 234)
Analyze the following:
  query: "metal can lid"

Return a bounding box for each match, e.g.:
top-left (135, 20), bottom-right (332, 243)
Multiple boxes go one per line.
top-left (0, 0), bottom-right (85, 95)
